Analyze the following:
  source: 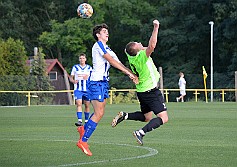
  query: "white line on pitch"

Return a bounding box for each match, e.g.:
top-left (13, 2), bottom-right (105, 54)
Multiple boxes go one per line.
top-left (3, 139), bottom-right (158, 166)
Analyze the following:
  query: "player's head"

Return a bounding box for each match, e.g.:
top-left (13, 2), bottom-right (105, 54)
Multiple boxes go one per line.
top-left (179, 72), bottom-right (184, 77)
top-left (93, 23), bottom-right (109, 41)
top-left (125, 42), bottom-right (144, 56)
top-left (79, 53), bottom-right (87, 64)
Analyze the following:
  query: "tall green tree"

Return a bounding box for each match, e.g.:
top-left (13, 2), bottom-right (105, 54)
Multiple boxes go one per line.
top-left (39, 18), bottom-right (94, 67)
top-left (104, 0), bottom-right (158, 62)
top-left (213, 0), bottom-right (237, 73)
top-left (0, 0), bottom-right (80, 53)
top-left (0, 38), bottom-right (29, 105)
top-left (0, 38), bottom-right (29, 75)
top-left (0, 0), bottom-right (236, 90)
top-left (30, 47), bottom-right (53, 91)
top-left (29, 47), bottom-right (54, 104)
top-left (155, 0), bottom-right (213, 74)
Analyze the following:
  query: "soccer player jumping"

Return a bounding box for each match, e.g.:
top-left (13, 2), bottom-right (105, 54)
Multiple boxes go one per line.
top-left (111, 20), bottom-right (168, 145)
top-left (76, 23), bottom-right (138, 156)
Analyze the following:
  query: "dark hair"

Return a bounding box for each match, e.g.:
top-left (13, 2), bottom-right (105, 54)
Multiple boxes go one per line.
top-left (125, 42), bottom-right (137, 56)
top-left (92, 23), bottom-right (109, 41)
top-left (79, 53), bottom-right (86, 58)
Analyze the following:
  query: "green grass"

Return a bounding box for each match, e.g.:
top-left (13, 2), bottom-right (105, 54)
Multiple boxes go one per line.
top-left (0, 102), bottom-right (237, 167)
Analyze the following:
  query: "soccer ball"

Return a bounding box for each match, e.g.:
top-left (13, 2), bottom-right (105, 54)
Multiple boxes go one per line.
top-left (77, 3), bottom-right (93, 18)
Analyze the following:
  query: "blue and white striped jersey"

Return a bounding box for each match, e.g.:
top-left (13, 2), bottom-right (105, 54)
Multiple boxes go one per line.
top-left (90, 41), bottom-right (120, 81)
top-left (70, 64), bottom-right (92, 91)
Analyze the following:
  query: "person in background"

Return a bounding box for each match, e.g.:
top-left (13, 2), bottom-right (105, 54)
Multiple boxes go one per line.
top-left (176, 72), bottom-right (186, 102)
top-left (69, 53), bottom-right (92, 126)
top-left (111, 20), bottom-right (168, 146)
top-left (76, 23), bottom-right (138, 156)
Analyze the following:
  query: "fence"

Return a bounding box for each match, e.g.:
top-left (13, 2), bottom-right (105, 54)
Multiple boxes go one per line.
top-left (0, 88), bottom-right (236, 106)
top-left (109, 88), bottom-right (237, 104)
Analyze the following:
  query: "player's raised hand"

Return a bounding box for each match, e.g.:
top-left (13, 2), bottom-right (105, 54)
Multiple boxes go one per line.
top-left (153, 20), bottom-right (160, 28)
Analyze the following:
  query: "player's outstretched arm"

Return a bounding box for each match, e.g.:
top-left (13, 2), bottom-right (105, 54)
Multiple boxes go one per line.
top-left (104, 53), bottom-right (138, 84)
top-left (146, 20), bottom-right (160, 57)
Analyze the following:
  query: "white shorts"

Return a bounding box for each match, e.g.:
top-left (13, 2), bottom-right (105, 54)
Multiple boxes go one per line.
top-left (180, 90), bottom-right (186, 96)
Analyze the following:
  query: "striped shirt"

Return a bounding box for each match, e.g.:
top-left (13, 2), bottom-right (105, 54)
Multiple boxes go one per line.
top-left (90, 41), bottom-right (120, 81)
top-left (70, 64), bottom-right (92, 91)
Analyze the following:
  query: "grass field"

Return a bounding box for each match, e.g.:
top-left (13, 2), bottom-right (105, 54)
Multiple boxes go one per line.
top-left (0, 102), bottom-right (236, 167)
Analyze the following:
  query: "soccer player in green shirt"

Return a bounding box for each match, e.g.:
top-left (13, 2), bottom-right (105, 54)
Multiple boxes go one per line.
top-left (111, 20), bottom-right (168, 145)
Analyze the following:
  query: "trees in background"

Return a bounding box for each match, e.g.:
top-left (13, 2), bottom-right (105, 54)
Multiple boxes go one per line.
top-left (0, 0), bottom-right (236, 89)
top-left (0, 38), bottom-right (29, 105)
top-left (0, 38), bottom-right (54, 105)
top-left (39, 19), bottom-right (94, 70)
top-left (0, 38), bottom-right (29, 75)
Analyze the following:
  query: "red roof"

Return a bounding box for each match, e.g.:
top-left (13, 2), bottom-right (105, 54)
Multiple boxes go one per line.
top-left (44, 59), bottom-right (66, 74)
top-left (26, 59), bottom-right (66, 74)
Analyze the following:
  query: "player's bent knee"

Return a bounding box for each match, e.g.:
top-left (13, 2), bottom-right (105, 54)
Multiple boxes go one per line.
top-left (144, 118), bottom-right (151, 122)
top-left (161, 116), bottom-right (168, 124)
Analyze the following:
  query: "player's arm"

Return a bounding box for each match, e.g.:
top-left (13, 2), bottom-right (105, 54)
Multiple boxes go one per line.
top-left (69, 75), bottom-right (78, 84)
top-left (104, 53), bottom-right (133, 76)
top-left (69, 75), bottom-right (74, 83)
top-left (146, 20), bottom-right (160, 57)
top-left (103, 53), bottom-right (138, 84)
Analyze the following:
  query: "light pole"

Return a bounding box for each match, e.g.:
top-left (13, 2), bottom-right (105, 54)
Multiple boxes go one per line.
top-left (209, 21), bottom-right (214, 102)
top-left (34, 47), bottom-right (38, 56)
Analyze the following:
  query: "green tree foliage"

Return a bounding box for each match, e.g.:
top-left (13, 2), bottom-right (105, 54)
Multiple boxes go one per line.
top-left (38, 0), bottom-right (105, 72)
top-left (104, 0), bottom-right (158, 64)
top-left (154, 0), bottom-right (213, 74)
top-left (30, 48), bottom-right (53, 91)
top-left (0, 0), bottom-right (236, 92)
top-left (39, 18), bottom-right (94, 70)
top-left (0, 38), bottom-right (29, 75)
top-left (0, 0), bottom-right (81, 52)
top-left (0, 38), bottom-right (29, 105)
top-left (30, 48), bottom-right (54, 104)
top-left (213, 0), bottom-right (237, 72)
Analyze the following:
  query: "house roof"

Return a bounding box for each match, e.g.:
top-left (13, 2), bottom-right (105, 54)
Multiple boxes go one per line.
top-left (26, 59), bottom-right (67, 74)
top-left (44, 59), bottom-right (65, 74)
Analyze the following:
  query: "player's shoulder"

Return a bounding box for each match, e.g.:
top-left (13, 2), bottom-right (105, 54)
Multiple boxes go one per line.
top-left (139, 50), bottom-right (147, 56)
top-left (92, 41), bottom-right (102, 48)
top-left (86, 64), bottom-right (92, 69)
top-left (93, 41), bottom-right (108, 50)
top-left (135, 50), bottom-right (148, 61)
top-left (72, 64), bottom-right (79, 68)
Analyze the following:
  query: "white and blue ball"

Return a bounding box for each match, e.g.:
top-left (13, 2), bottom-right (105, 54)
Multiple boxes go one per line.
top-left (77, 3), bottom-right (93, 18)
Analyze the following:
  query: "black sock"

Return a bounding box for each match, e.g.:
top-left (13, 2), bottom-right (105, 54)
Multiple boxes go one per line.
top-left (127, 111), bottom-right (146, 122)
top-left (142, 117), bottom-right (163, 133)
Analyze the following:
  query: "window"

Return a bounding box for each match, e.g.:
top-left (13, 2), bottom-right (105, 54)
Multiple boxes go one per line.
top-left (49, 71), bottom-right (57, 80)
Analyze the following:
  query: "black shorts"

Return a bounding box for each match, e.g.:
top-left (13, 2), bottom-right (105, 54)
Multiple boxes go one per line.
top-left (137, 88), bottom-right (167, 115)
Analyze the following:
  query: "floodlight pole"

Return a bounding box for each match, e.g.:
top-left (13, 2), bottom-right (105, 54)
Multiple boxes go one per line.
top-left (209, 21), bottom-right (214, 102)
top-left (34, 47), bottom-right (38, 56)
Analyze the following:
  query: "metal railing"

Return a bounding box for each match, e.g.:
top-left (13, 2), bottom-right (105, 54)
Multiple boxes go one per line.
top-left (0, 88), bottom-right (236, 106)
top-left (109, 88), bottom-right (237, 104)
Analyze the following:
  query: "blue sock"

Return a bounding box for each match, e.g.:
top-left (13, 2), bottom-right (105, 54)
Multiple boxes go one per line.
top-left (84, 112), bottom-right (90, 122)
top-left (82, 119), bottom-right (97, 142)
top-left (84, 113), bottom-right (94, 129)
top-left (77, 112), bottom-right (82, 121)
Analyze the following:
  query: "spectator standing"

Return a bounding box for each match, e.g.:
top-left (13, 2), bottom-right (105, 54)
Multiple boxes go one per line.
top-left (176, 72), bottom-right (186, 102)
